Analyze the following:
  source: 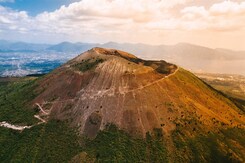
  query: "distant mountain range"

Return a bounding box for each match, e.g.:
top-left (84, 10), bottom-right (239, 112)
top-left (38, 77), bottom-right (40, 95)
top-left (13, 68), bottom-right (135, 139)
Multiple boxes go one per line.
top-left (0, 40), bottom-right (50, 52)
top-left (1, 40), bottom-right (245, 75)
top-left (47, 42), bottom-right (99, 52)
top-left (1, 40), bottom-right (245, 59)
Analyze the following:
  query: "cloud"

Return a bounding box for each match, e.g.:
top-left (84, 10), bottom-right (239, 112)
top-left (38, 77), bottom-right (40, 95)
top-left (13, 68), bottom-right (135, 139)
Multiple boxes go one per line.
top-left (0, 6), bottom-right (31, 35)
top-left (0, 6), bottom-right (29, 33)
top-left (210, 1), bottom-right (245, 15)
top-left (33, 0), bottom-right (193, 36)
top-left (36, 0), bottom-right (187, 23)
top-left (180, 1), bottom-right (245, 31)
top-left (0, 0), bottom-right (245, 50)
top-left (34, 0), bottom-right (245, 33)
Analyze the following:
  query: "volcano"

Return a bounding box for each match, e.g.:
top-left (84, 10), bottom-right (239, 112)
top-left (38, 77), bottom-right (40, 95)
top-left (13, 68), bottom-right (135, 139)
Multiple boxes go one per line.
top-left (1, 47), bottom-right (244, 162)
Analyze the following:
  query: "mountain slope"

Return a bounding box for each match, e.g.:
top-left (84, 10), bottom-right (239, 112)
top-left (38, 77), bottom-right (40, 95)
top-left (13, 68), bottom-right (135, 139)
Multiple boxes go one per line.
top-left (0, 48), bottom-right (244, 162)
top-left (31, 48), bottom-right (244, 162)
top-left (32, 47), bottom-right (243, 134)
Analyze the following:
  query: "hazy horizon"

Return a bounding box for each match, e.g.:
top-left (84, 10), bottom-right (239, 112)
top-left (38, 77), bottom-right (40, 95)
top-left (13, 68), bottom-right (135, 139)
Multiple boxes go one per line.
top-left (1, 39), bottom-right (245, 53)
top-left (1, 40), bottom-right (245, 76)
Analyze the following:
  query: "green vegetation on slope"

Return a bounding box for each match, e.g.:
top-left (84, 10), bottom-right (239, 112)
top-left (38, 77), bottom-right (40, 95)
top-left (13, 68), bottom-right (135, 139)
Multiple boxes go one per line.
top-left (1, 119), bottom-right (244, 163)
top-left (73, 58), bottom-right (104, 72)
top-left (0, 120), bottom-right (81, 163)
top-left (0, 78), bottom-right (82, 162)
top-left (172, 125), bottom-right (245, 163)
top-left (81, 124), bottom-right (168, 162)
top-left (0, 77), bottom-right (39, 125)
top-left (0, 120), bottom-right (169, 163)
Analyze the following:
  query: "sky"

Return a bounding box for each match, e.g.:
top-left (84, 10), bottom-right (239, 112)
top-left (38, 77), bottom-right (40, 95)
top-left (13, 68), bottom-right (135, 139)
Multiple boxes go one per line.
top-left (0, 0), bottom-right (245, 50)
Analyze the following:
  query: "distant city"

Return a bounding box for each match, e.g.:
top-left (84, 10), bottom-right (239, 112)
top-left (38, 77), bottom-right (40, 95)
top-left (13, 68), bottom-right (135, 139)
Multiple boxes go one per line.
top-left (0, 51), bottom-right (75, 77)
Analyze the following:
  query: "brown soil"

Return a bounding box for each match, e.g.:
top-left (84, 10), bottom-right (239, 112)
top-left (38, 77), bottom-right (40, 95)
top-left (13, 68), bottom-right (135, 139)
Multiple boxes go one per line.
top-left (31, 47), bottom-right (244, 143)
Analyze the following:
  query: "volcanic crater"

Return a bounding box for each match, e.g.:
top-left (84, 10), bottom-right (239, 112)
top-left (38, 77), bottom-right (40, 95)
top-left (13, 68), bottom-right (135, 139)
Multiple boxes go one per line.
top-left (32, 47), bottom-right (244, 142)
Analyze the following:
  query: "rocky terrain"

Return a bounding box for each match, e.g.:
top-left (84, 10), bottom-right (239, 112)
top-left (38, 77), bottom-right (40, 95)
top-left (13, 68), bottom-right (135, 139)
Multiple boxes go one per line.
top-left (0, 48), bottom-right (244, 162)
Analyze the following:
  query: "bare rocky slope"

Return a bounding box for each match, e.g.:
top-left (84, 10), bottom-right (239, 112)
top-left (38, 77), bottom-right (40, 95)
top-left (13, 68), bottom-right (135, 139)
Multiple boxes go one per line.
top-left (30, 47), bottom-right (244, 162)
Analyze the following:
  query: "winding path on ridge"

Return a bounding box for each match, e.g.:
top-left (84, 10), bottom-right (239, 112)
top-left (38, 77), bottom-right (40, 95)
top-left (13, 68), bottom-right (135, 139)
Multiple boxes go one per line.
top-left (126, 66), bottom-right (179, 93)
top-left (0, 103), bottom-right (48, 131)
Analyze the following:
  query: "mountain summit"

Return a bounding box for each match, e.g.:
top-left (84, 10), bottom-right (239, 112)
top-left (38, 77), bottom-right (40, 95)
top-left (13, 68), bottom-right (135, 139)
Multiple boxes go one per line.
top-left (33, 47), bottom-right (179, 137)
top-left (6, 47), bottom-right (243, 162)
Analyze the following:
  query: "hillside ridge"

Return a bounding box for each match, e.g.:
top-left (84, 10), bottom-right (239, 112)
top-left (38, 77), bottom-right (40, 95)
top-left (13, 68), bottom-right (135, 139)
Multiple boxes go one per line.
top-left (0, 47), bottom-right (244, 162)
top-left (29, 48), bottom-right (243, 137)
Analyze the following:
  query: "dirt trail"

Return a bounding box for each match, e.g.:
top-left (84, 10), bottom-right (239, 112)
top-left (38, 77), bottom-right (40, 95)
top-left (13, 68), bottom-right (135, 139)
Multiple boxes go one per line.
top-left (0, 103), bottom-right (48, 131)
top-left (0, 121), bottom-right (32, 131)
top-left (34, 115), bottom-right (46, 123)
top-left (36, 103), bottom-right (49, 115)
top-left (126, 67), bottom-right (179, 94)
